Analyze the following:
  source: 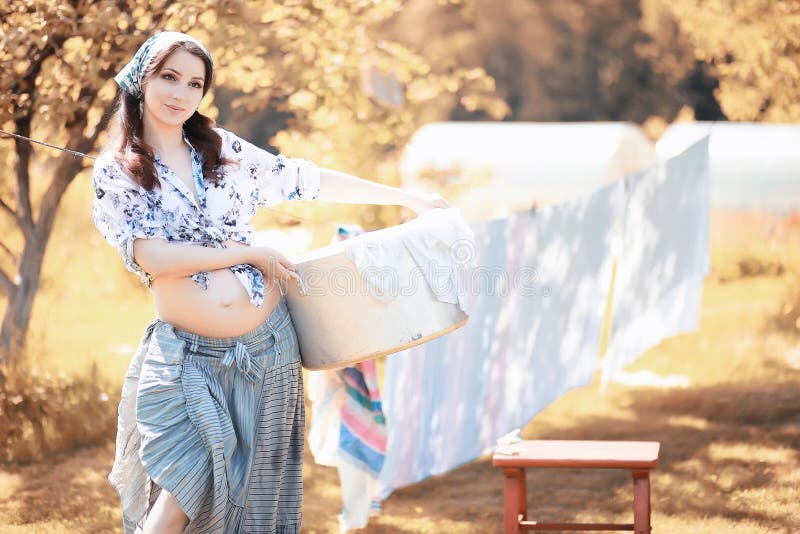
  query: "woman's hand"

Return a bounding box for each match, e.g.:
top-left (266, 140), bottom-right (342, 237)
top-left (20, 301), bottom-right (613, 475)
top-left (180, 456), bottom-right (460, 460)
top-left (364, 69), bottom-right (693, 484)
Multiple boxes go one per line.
top-left (227, 240), bottom-right (301, 287)
top-left (404, 192), bottom-right (452, 213)
top-left (252, 246), bottom-right (299, 285)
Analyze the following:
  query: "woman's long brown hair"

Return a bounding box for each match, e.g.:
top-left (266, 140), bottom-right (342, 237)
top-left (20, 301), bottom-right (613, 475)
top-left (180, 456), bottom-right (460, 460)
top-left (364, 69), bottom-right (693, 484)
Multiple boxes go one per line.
top-left (111, 41), bottom-right (232, 190)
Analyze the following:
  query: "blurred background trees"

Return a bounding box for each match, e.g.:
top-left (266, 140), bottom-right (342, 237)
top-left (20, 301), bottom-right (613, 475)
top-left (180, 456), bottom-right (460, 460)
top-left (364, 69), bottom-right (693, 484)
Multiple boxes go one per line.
top-left (377, 0), bottom-right (799, 124)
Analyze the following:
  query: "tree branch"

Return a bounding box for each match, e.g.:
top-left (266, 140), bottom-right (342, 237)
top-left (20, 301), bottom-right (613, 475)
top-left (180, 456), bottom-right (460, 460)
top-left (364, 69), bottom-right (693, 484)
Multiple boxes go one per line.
top-left (35, 87), bottom-right (105, 242)
top-left (0, 268), bottom-right (15, 297)
top-left (0, 196), bottom-right (21, 228)
top-left (0, 241), bottom-right (18, 265)
top-left (12, 40), bottom-right (61, 234)
top-left (13, 119), bottom-right (35, 233)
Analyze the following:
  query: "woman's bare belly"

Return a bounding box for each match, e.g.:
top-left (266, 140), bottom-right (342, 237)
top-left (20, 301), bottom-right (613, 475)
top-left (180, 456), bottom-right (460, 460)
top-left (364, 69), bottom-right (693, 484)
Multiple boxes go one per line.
top-left (151, 268), bottom-right (281, 338)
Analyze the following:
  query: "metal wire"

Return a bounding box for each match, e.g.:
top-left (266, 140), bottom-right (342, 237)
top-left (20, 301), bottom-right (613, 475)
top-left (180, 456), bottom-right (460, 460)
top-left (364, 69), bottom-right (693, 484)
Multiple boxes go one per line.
top-left (0, 128), bottom-right (96, 159)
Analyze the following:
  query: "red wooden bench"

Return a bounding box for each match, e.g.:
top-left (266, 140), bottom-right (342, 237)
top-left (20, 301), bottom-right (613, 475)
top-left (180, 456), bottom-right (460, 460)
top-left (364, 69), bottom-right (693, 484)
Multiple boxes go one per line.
top-left (492, 440), bottom-right (660, 533)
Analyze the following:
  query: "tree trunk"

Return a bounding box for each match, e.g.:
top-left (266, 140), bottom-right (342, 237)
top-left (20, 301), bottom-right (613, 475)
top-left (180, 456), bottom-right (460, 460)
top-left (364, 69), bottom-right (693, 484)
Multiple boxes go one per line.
top-left (0, 239), bottom-right (46, 367)
top-left (0, 154), bottom-right (85, 366)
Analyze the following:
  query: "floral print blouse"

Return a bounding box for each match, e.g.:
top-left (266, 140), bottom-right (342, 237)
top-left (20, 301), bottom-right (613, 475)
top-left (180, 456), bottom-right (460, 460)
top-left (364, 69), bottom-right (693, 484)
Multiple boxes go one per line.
top-left (91, 127), bottom-right (320, 307)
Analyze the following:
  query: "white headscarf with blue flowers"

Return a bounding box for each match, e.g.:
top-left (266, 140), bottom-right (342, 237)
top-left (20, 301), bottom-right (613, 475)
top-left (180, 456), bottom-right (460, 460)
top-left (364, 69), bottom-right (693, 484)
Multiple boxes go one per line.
top-left (114, 32), bottom-right (213, 99)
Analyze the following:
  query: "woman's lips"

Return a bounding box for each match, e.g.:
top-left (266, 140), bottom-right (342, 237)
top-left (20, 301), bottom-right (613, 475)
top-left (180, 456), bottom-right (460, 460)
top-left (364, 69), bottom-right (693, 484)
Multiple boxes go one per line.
top-left (165, 104), bottom-right (184, 112)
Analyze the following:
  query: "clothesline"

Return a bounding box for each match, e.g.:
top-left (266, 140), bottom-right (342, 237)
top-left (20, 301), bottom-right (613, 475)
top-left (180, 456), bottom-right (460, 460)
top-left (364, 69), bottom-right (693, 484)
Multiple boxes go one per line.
top-left (0, 128), bottom-right (340, 230)
top-left (0, 128), bottom-right (96, 160)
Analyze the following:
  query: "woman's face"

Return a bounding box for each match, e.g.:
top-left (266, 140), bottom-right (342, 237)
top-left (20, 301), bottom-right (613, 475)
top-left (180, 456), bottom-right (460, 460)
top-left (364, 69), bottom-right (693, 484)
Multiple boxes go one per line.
top-left (142, 48), bottom-right (206, 129)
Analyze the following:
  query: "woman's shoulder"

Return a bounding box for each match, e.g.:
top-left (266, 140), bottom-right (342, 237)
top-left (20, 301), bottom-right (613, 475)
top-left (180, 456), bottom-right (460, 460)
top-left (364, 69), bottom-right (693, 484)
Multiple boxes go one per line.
top-left (213, 126), bottom-right (247, 158)
top-left (214, 126), bottom-right (280, 162)
top-left (93, 149), bottom-right (118, 171)
top-left (92, 151), bottom-right (140, 189)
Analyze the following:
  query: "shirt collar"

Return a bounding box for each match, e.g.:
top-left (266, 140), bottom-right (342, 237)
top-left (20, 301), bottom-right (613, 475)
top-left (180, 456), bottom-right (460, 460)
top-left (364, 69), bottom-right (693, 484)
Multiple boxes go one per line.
top-left (153, 133), bottom-right (207, 209)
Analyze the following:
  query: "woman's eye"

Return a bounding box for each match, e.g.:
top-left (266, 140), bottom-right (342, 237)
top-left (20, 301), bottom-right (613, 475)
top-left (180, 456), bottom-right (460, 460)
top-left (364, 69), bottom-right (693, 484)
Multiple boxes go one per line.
top-left (163, 73), bottom-right (175, 81)
top-left (191, 82), bottom-right (203, 89)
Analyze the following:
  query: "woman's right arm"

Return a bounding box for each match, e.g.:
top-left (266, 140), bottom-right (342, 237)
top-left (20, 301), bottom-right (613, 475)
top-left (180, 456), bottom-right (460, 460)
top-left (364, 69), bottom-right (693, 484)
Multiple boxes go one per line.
top-left (134, 239), bottom-right (299, 283)
top-left (133, 238), bottom-right (253, 278)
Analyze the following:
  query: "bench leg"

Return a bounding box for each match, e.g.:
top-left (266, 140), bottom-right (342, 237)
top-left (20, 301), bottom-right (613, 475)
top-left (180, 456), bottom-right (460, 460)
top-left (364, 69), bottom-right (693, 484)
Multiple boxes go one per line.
top-left (632, 469), bottom-right (651, 534)
top-left (502, 467), bottom-right (526, 534)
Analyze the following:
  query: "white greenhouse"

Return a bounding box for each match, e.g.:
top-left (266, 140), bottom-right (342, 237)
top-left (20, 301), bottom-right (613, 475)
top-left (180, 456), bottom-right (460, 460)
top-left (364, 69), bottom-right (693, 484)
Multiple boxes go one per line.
top-left (399, 122), bottom-right (656, 220)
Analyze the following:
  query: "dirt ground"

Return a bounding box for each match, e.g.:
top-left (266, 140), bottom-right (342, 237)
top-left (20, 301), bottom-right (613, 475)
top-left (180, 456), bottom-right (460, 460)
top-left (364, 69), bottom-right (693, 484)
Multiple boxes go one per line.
top-left (1, 220), bottom-right (799, 533)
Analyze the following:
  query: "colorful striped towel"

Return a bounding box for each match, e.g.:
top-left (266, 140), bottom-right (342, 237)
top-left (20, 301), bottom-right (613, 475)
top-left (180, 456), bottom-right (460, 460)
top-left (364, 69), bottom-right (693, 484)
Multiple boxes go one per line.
top-left (339, 363), bottom-right (387, 474)
top-left (337, 361), bottom-right (386, 526)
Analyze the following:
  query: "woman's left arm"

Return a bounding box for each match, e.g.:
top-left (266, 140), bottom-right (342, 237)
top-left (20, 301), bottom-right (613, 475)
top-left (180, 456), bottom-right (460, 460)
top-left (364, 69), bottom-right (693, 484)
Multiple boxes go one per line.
top-left (317, 168), bottom-right (450, 213)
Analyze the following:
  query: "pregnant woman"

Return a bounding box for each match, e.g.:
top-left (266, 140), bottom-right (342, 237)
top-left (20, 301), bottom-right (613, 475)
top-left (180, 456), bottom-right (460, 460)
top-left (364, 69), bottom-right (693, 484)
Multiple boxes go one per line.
top-left (93, 32), bottom-right (447, 534)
